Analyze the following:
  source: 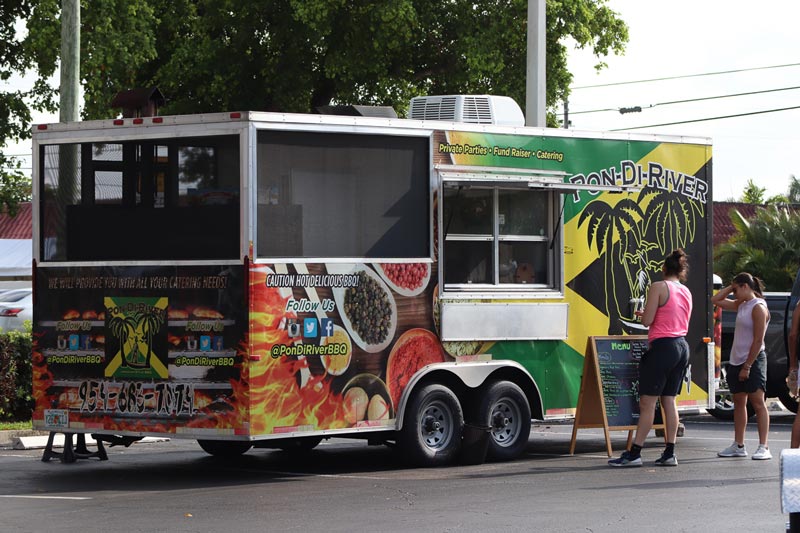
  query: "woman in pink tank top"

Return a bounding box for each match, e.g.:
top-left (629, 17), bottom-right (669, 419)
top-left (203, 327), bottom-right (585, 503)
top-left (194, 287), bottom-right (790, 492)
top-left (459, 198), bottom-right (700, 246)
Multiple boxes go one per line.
top-left (711, 272), bottom-right (771, 460)
top-left (609, 249), bottom-right (692, 467)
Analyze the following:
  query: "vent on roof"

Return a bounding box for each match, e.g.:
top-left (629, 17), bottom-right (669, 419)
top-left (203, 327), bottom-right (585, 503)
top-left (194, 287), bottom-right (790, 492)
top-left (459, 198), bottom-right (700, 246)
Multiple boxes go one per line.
top-left (315, 105), bottom-right (398, 118)
top-left (408, 95), bottom-right (524, 126)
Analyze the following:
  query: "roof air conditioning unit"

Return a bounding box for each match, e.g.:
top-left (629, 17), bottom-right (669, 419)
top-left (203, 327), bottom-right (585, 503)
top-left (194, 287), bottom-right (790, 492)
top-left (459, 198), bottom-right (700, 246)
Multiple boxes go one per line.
top-left (408, 95), bottom-right (525, 126)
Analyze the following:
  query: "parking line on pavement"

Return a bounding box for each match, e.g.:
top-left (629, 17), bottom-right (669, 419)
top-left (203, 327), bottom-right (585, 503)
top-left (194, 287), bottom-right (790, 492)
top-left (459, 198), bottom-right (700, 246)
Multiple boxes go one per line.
top-left (0, 495), bottom-right (91, 500)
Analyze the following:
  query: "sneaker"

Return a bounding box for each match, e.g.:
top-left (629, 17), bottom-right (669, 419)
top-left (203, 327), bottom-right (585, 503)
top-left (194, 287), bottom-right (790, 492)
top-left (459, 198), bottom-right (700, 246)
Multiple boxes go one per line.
top-left (752, 445), bottom-right (772, 460)
top-left (654, 452), bottom-right (678, 466)
top-left (608, 451), bottom-right (642, 467)
top-left (718, 442), bottom-right (747, 457)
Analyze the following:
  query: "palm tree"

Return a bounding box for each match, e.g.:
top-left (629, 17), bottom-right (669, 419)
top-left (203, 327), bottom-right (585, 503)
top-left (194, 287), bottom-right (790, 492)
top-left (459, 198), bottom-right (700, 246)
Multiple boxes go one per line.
top-left (714, 205), bottom-right (800, 291)
top-left (788, 175), bottom-right (800, 204)
top-left (741, 179), bottom-right (766, 204)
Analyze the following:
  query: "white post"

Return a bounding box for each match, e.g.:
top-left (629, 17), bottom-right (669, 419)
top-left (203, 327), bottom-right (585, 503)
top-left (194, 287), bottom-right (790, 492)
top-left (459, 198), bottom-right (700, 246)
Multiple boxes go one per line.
top-left (525, 0), bottom-right (546, 127)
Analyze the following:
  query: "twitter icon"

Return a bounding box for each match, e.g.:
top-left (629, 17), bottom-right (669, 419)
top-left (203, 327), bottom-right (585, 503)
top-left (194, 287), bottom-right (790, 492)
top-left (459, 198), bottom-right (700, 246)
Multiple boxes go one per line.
top-left (303, 318), bottom-right (318, 338)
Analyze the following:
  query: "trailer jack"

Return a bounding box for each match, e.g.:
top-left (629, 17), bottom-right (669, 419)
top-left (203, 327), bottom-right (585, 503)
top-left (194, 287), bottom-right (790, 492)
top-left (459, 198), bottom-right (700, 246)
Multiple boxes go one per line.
top-left (41, 432), bottom-right (108, 463)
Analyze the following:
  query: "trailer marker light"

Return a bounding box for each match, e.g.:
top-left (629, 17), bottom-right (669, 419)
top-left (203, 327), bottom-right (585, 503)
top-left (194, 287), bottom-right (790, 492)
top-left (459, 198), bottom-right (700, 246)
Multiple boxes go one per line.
top-left (250, 354), bottom-right (262, 361)
top-left (230, 112), bottom-right (242, 119)
top-left (152, 117), bottom-right (163, 123)
top-left (702, 337), bottom-right (712, 343)
top-left (36, 124), bottom-right (48, 130)
top-left (113, 119), bottom-right (124, 125)
top-left (133, 118), bottom-right (143, 124)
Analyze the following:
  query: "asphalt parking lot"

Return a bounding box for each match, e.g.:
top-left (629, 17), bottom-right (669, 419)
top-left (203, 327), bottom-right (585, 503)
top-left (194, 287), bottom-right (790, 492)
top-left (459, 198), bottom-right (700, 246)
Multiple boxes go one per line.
top-left (0, 410), bottom-right (796, 532)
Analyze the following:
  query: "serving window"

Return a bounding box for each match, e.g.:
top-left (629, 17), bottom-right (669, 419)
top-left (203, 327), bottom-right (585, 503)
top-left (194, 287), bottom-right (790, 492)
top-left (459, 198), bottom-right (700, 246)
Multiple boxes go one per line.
top-left (442, 184), bottom-right (560, 291)
top-left (40, 135), bottom-right (240, 261)
top-left (255, 130), bottom-right (430, 259)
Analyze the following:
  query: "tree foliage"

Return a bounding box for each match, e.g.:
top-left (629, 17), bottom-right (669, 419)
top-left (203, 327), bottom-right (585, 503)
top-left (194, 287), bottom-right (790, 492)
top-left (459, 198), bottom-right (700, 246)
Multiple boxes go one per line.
top-left (740, 178), bottom-right (766, 204)
top-left (714, 205), bottom-right (800, 291)
top-left (21, 0), bottom-right (628, 123)
top-left (0, 0), bottom-right (52, 214)
top-left (789, 175), bottom-right (800, 204)
top-left (0, 330), bottom-right (33, 422)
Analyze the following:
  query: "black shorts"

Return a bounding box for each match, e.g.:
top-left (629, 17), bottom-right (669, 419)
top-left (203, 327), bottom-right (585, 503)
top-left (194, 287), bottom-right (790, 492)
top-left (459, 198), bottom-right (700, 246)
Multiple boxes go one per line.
top-left (728, 351), bottom-right (767, 394)
top-left (639, 337), bottom-right (690, 396)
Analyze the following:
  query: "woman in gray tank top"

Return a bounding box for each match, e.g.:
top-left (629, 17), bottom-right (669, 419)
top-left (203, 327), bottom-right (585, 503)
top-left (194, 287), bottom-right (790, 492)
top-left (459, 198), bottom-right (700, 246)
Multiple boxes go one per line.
top-left (711, 272), bottom-right (771, 460)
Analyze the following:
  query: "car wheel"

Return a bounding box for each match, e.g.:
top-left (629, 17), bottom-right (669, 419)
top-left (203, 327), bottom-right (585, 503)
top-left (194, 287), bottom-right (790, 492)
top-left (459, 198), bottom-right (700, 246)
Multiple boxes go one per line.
top-left (779, 389), bottom-right (799, 414)
top-left (476, 381), bottom-right (531, 462)
top-left (399, 383), bottom-right (463, 467)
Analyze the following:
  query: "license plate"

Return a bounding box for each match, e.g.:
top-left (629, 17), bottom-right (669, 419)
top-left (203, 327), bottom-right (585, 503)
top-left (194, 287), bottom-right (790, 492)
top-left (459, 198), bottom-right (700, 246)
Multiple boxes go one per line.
top-left (44, 409), bottom-right (69, 428)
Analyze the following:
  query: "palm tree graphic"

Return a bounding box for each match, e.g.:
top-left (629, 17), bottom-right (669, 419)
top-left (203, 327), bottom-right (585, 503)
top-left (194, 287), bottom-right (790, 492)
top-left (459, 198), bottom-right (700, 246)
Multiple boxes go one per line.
top-left (578, 188), bottom-right (702, 333)
top-left (578, 197), bottom-right (645, 332)
top-left (639, 187), bottom-right (704, 260)
top-left (137, 309), bottom-right (165, 369)
top-left (108, 312), bottom-right (138, 367)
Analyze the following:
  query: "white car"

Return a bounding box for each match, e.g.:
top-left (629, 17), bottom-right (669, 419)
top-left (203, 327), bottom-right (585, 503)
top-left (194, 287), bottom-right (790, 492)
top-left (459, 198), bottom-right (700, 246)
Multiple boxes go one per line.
top-left (0, 288), bottom-right (33, 331)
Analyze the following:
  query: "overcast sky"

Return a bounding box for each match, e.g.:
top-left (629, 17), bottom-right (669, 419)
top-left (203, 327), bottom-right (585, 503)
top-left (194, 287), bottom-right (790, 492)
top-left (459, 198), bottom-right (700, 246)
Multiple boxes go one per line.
top-left (565, 0), bottom-right (800, 201)
top-left (5, 0), bottom-right (800, 203)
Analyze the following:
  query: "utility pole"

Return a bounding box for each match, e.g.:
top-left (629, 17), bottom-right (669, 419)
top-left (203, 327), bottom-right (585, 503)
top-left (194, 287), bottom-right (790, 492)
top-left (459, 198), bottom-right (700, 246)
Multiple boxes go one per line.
top-left (57, 0), bottom-right (80, 248)
top-left (525, 0), bottom-right (546, 127)
top-left (60, 0), bottom-right (80, 122)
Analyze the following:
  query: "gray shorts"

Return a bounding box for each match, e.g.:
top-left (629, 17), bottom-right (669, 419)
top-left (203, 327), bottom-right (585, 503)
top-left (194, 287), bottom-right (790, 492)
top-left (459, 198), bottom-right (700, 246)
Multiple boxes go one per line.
top-left (727, 351), bottom-right (767, 394)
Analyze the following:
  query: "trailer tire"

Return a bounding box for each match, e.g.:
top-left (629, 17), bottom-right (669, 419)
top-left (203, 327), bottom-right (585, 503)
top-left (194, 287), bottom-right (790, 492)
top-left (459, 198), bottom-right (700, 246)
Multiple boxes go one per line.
top-left (399, 384), bottom-right (463, 467)
top-left (477, 381), bottom-right (531, 461)
top-left (276, 437), bottom-right (323, 453)
top-left (197, 440), bottom-right (252, 457)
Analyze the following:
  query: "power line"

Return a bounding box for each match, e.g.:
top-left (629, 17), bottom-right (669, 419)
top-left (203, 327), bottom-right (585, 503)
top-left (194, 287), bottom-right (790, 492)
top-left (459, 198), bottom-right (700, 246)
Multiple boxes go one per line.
top-left (566, 85), bottom-right (800, 116)
top-left (609, 105), bottom-right (800, 131)
top-left (572, 62), bottom-right (800, 89)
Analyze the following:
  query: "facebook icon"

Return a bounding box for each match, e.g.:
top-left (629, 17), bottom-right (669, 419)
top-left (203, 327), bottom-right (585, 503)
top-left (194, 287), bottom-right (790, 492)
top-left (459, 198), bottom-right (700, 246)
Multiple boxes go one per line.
top-left (320, 318), bottom-right (334, 338)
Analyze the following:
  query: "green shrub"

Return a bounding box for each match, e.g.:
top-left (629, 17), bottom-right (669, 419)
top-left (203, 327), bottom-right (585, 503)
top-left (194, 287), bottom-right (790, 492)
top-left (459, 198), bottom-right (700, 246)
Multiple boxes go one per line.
top-left (0, 328), bottom-right (32, 422)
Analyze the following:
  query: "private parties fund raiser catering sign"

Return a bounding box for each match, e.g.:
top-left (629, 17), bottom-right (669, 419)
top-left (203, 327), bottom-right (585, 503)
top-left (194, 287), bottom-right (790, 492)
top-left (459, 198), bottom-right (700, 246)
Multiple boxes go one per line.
top-left (437, 137), bottom-right (707, 204)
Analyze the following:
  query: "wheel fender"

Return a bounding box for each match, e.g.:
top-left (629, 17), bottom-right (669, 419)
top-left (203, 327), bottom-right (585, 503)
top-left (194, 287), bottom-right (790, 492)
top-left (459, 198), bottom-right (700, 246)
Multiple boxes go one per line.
top-left (395, 360), bottom-right (542, 430)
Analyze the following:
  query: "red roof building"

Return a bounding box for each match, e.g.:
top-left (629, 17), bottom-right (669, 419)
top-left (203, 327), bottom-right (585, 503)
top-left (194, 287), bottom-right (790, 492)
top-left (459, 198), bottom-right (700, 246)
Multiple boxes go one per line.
top-left (712, 201), bottom-right (759, 249)
top-left (0, 202), bottom-right (32, 239)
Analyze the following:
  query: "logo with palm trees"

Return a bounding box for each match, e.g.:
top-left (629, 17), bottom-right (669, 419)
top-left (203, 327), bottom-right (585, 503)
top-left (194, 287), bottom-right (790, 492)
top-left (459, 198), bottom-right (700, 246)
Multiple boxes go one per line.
top-left (578, 186), bottom-right (704, 334)
top-left (104, 296), bottom-right (169, 379)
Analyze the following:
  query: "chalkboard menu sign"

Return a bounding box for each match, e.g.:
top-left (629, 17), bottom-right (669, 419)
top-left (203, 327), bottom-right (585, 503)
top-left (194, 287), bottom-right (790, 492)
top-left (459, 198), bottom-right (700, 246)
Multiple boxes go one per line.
top-left (570, 335), bottom-right (664, 457)
top-left (594, 337), bottom-right (648, 427)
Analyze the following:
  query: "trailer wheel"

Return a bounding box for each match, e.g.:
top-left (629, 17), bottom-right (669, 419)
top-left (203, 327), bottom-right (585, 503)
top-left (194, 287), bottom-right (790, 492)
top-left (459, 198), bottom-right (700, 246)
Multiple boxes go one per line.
top-left (477, 381), bottom-right (531, 461)
top-left (197, 440), bottom-right (252, 457)
top-left (276, 437), bottom-right (323, 453)
top-left (399, 384), bottom-right (463, 467)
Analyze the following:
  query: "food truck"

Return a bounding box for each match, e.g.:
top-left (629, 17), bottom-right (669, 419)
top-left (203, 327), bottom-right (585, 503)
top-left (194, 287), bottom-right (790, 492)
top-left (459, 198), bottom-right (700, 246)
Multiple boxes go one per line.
top-left (31, 96), bottom-right (714, 466)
